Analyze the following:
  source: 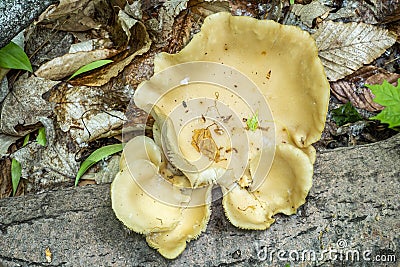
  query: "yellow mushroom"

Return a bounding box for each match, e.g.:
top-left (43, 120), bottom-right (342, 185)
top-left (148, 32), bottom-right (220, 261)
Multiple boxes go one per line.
top-left (222, 143), bottom-right (313, 230)
top-left (112, 12), bottom-right (329, 259)
top-left (154, 12), bottom-right (329, 149)
top-left (146, 176), bottom-right (212, 259)
top-left (111, 135), bottom-right (212, 258)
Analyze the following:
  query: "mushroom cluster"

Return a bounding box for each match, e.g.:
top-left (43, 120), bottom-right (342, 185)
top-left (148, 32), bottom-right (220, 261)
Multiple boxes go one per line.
top-left (111, 12), bottom-right (329, 259)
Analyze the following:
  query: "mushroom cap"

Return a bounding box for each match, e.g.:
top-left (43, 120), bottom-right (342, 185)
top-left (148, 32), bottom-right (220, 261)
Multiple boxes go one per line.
top-left (112, 136), bottom-right (185, 233)
top-left (154, 12), bottom-right (329, 148)
top-left (146, 176), bottom-right (212, 259)
top-left (112, 136), bottom-right (213, 256)
top-left (222, 143), bottom-right (313, 229)
top-left (111, 162), bottom-right (182, 234)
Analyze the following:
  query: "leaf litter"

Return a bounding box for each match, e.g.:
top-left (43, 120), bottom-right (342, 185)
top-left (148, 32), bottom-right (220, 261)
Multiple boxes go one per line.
top-left (0, 0), bottom-right (399, 197)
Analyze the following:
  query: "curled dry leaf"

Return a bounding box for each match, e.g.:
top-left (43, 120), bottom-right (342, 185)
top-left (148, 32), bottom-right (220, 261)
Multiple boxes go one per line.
top-left (37, 0), bottom-right (111, 31)
top-left (331, 66), bottom-right (400, 111)
top-left (70, 21), bottom-right (151, 87)
top-left (326, 0), bottom-right (399, 24)
top-left (0, 74), bottom-right (59, 136)
top-left (291, 0), bottom-right (331, 27)
top-left (191, 128), bottom-right (222, 163)
top-left (313, 21), bottom-right (397, 81)
top-left (35, 49), bottom-right (119, 80)
top-left (144, 0), bottom-right (189, 48)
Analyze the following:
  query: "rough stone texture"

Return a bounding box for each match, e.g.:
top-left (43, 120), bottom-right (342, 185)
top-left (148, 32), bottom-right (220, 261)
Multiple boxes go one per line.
top-left (0, 134), bottom-right (399, 267)
top-left (0, 0), bottom-right (59, 48)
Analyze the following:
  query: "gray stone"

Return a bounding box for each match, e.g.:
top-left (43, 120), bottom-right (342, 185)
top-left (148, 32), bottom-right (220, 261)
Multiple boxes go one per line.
top-left (0, 0), bottom-right (59, 48)
top-left (0, 134), bottom-right (399, 266)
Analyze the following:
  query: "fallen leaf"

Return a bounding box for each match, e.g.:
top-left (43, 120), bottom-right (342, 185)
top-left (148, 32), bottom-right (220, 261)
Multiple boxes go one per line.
top-left (36, 127), bottom-right (47, 146)
top-left (35, 49), bottom-right (118, 81)
top-left (0, 158), bottom-right (13, 198)
top-left (313, 21), bottom-right (397, 81)
top-left (191, 128), bottom-right (222, 162)
top-left (0, 74), bottom-right (59, 136)
top-left (11, 159), bottom-right (21, 196)
top-left (80, 155), bottom-right (120, 184)
top-left (37, 0), bottom-right (110, 31)
top-left (12, 118), bottom-right (79, 193)
top-left (47, 82), bottom-right (128, 144)
top-left (70, 21), bottom-right (151, 86)
top-left (144, 0), bottom-right (190, 48)
top-left (291, 0), bottom-right (331, 27)
top-left (166, 0), bottom-right (230, 53)
top-left (331, 66), bottom-right (400, 111)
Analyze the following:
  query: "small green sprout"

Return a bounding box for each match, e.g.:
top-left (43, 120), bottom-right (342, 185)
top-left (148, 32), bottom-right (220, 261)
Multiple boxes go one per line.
top-left (75, 143), bottom-right (123, 186)
top-left (36, 127), bottom-right (47, 146)
top-left (0, 41), bottom-right (32, 72)
top-left (247, 112), bottom-right (259, 131)
top-left (68, 59), bottom-right (113, 80)
top-left (331, 102), bottom-right (363, 126)
top-left (22, 134), bottom-right (30, 146)
top-left (11, 159), bottom-right (22, 196)
top-left (11, 132), bottom-right (31, 196)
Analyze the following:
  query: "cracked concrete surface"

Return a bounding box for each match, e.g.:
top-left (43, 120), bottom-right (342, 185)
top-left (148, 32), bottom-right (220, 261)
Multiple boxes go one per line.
top-left (0, 134), bottom-right (399, 266)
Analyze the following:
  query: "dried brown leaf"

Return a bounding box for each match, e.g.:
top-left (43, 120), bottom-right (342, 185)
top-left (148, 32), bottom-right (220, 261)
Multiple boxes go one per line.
top-left (191, 128), bottom-right (223, 163)
top-left (330, 66), bottom-right (400, 111)
top-left (313, 21), bottom-right (397, 81)
top-left (0, 158), bottom-right (12, 198)
top-left (189, 0), bottom-right (230, 19)
top-left (35, 49), bottom-right (119, 80)
top-left (0, 74), bottom-right (59, 136)
top-left (166, 0), bottom-right (230, 53)
top-left (70, 21), bottom-right (151, 86)
top-left (47, 82), bottom-right (129, 144)
top-left (37, 0), bottom-right (111, 31)
top-left (12, 119), bottom-right (79, 193)
top-left (291, 0), bottom-right (331, 27)
top-left (326, 0), bottom-right (399, 24)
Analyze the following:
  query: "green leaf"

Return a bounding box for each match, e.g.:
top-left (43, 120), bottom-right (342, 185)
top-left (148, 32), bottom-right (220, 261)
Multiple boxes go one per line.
top-left (11, 159), bottom-right (22, 196)
top-left (366, 79), bottom-right (400, 129)
top-left (22, 134), bottom-right (30, 147)
top-left (36, 127), bottom-right (47, 146)
top-left (75, 143), bottom-right (123, 186)
top-left (0, 42), bottom-right (33, 72)
top-left (68, 59), bottom-right (113, 80)
top-left (370, 103), bottom-right (400, 129)
top-left (290, 0), bottom-right (295, 4)
top-left (247, 112), bottom-right (259, 131)
top-left (331, 102), bottom-right (363, 126)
